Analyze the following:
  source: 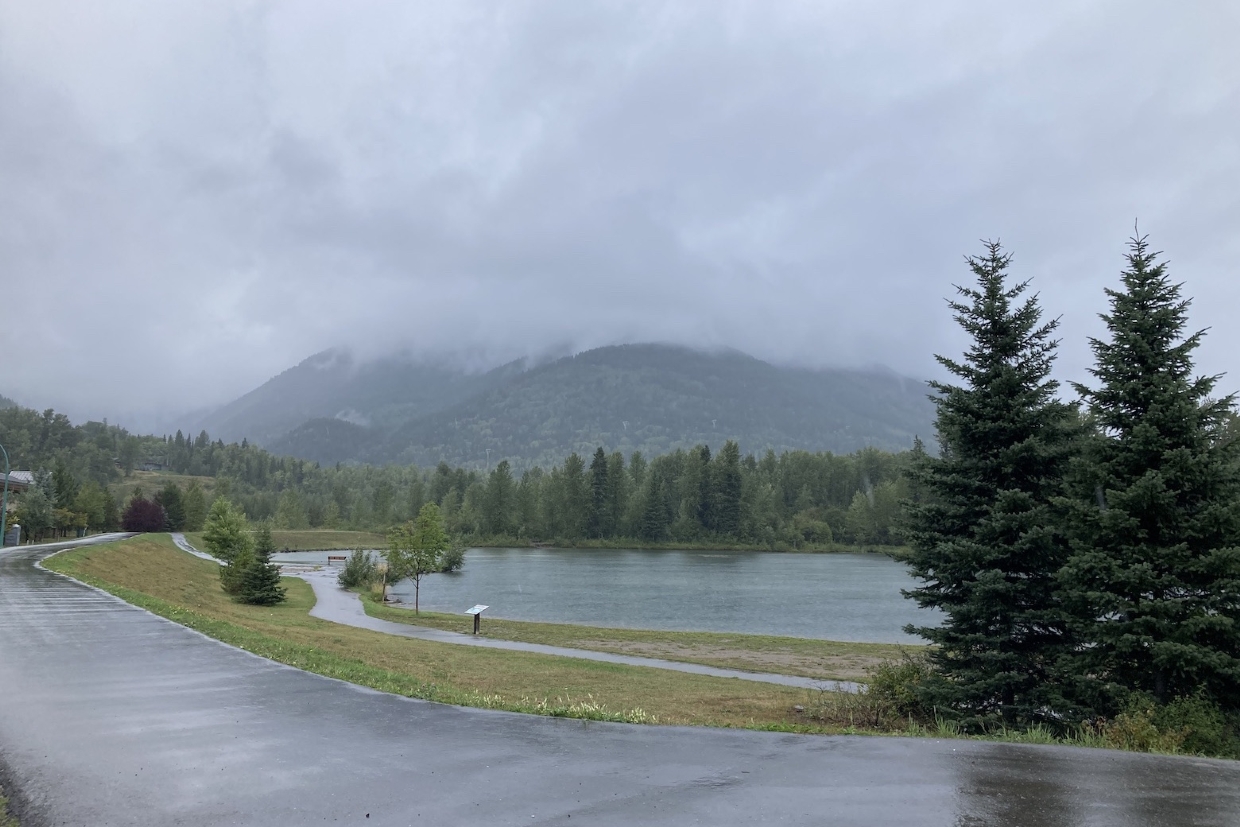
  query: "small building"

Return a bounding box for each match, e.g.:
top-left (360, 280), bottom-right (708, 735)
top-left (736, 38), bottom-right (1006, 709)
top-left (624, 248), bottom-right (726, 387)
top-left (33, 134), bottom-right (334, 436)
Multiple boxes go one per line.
top-left (2, 470), bottom-right (33, 495)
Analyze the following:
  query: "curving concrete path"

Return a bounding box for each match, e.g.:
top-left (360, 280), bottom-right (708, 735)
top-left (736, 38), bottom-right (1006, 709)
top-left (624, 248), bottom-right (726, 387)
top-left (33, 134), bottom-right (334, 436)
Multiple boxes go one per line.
top-left (2, 537), bottom-right (1239, 826)
top-left (295, 567), bottom-right (855, 691)
top-left (170, 532), bottom-right (853, 690)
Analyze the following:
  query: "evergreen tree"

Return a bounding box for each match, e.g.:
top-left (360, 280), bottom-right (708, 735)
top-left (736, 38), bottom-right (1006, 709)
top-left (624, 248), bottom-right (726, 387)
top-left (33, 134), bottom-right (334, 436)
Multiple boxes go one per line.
top-left (587, 447), bottom-right (609, 538)
top-left (903, 241), bottom-right (1078, 726)
top-left (605, 451), bottom-right (629, 537)
top-left (238, 523), bottom-right (286, 605)
top-left (182, 482), bottom-right (207, 531)
top-left (561, 452), bottom-right (587, 539)
top-left (484, 460), bottom-right (515, 536)
top-left (100, 490), bottom-right (120, 531)
top-left (1058, 235), bottom-right (1240, 714)
top-left (52, 458), bottom-right (80, 508)
top-left (155, 482), bottom-right (187, 531)
top-left (714, 440), bottom-right (743, 536)
top-left (695, 445), bottom-right (715, 532)
top-left (639, 473), bottom-right (670, 541)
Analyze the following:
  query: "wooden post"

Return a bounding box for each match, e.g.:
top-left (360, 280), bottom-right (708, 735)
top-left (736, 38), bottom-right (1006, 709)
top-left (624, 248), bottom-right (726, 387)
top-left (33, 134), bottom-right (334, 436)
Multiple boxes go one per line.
top-left (473, 612), bottom-right (480, 635)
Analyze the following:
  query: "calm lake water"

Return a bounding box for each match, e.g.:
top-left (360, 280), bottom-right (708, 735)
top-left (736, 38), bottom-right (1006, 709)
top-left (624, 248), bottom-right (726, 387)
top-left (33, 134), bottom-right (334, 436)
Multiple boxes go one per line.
top-left (274, 547), bottom-right (935, 643)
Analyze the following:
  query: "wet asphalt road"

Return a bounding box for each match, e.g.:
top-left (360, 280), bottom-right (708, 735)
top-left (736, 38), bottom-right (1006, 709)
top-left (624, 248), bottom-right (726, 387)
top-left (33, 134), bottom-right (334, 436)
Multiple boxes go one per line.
top-left (1, 540), bottom-right (1239, 826)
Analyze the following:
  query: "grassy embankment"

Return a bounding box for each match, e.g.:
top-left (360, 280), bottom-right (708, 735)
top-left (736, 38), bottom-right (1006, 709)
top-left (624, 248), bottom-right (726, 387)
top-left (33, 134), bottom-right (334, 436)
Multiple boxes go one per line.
top-left (184, 529), bottom-right (387, 552)
top-left (44, 534), bottom-right (857, 730)
top-left (110, 470), bottom-right (219, 503)
top-left (363, 600), bottom-right (908, 683)
top-left (0, 788), bottom-right (15, 827)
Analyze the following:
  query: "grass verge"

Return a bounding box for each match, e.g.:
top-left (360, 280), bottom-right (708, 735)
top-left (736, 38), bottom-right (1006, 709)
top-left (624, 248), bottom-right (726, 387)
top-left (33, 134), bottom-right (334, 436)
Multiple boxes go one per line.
top-left (0, 789), bottom-right (15, 827)
top-left (184, 529), bottom-right (387, 552)
top-left (44, 534), bottom-right (851, 730)
top-left (363, 599), bottom-right (914, 682)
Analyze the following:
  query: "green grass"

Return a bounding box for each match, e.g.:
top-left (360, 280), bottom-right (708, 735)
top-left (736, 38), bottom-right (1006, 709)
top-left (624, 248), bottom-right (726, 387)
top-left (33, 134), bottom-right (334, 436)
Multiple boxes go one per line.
top-left (0, 785), bottom-right (16, 827)
top-left (184, 529), bottom-right (387, 552)
top-left (363, 600), bottom-right (915, 682)
top-left (110, 470), bottom-right (218, 503)
top-left (44, 535), bottom-right (846, 730)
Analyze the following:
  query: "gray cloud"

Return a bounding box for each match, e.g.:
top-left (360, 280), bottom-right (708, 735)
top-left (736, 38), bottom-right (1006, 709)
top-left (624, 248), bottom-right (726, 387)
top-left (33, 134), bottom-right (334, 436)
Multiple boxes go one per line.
top-left (2, 1), bottom-right (1238, 427)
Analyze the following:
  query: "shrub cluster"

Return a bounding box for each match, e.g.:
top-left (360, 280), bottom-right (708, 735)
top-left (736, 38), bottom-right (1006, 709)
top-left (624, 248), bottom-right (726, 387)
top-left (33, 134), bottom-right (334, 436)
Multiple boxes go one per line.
top-left (337, 549), bottom-right (379, 588)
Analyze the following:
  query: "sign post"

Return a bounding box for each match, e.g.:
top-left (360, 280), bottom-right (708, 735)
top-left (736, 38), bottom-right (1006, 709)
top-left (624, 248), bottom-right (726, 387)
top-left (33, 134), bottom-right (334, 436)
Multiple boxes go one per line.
top-left (465, 604), bottom-right (489, 635)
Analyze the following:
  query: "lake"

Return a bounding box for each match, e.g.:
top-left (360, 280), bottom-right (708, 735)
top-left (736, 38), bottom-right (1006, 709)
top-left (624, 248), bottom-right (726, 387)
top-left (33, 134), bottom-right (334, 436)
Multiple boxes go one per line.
top-left (274, 546), bottom-right (935, 643)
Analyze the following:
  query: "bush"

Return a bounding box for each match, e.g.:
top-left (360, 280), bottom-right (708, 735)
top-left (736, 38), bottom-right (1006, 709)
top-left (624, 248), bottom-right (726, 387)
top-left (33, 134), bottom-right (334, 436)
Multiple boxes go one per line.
top-left (337, 549), bottom-right (378, 588)
top-left (802, 686), bottom-right (903, 730)
top-left (121, 497), bottom-right (167, 532)
top-left (801, 652), bottom-right (938, 731)
top-left (439, 546), bottom-right (465, 573)
top-left (1080, 692), bottom-right (1240, 757)
top-left (867, 652), bottom-right (936, 720)
top-left (1157, 693), bottom-right (1236, 757)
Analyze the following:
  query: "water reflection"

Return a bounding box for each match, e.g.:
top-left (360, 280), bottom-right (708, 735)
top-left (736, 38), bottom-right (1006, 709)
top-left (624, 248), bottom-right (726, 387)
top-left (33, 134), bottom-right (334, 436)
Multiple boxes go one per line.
top-left (276, 546), bottom-right (933, 642)
top-left (953, 745), bottom-right (1084, 826)
top-left (952, 744), bottom-right (1240, 826)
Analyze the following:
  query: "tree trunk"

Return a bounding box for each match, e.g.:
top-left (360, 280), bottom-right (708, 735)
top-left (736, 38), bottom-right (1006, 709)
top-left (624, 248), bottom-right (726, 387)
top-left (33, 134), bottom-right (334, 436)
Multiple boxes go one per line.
top-left (415, 577), bottom-right (420, 614)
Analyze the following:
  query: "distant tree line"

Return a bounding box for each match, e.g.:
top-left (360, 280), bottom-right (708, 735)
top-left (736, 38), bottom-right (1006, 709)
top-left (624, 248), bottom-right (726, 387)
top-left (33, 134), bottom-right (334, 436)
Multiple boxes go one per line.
top-left (1, 402), bottom-right (918, 550)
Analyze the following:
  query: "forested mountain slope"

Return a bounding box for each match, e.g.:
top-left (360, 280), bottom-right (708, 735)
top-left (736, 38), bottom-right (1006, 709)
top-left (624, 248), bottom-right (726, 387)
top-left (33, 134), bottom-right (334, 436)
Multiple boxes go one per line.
top-left (0, 393), bottom-right (16, 409)
top-left (197, 349), bottom-right (521, 445)
top-left (267, 344), bottom-right (934, 469)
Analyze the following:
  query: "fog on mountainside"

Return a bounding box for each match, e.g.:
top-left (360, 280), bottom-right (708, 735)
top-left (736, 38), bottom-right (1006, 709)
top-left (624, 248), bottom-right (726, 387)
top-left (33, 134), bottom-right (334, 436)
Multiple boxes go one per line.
top-left (217, 344), bottom-right (937, 469)
top-left (196, 349), bottom-right (526, 446)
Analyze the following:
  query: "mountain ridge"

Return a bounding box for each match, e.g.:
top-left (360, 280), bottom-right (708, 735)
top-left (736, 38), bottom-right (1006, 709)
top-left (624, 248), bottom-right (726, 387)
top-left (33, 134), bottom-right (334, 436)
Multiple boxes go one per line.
top-left (244, 344), bottom-right (935, 468)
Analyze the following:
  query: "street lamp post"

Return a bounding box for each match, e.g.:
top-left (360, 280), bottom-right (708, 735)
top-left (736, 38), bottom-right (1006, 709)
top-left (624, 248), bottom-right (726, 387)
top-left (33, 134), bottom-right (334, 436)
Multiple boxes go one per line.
top-left (1, 442), bottom-right (10, 547)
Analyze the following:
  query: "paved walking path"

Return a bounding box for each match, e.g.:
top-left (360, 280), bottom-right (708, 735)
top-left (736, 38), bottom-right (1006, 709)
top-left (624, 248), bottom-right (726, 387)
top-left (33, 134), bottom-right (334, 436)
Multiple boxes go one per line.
top-left (169, 533), bottom-right (852, 690)
top-left (171, 532), bottom-right (855, 690)
top-left (296, 567), bottom-right (856, 691)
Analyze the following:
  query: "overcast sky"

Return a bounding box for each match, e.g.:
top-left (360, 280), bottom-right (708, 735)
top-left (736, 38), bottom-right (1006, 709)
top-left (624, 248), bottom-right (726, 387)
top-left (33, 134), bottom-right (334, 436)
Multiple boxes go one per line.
top-left (2, 1), bottom-right (1238, 428)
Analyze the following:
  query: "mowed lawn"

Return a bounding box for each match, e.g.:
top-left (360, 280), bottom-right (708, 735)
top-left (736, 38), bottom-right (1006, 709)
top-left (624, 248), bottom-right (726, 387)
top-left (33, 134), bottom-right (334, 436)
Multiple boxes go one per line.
top-left (184, 529), bottom-right (387, 551)
top-left (365, 603), bottom-right (915, 683)
top-left (45, 535), bottom-right (836, 729)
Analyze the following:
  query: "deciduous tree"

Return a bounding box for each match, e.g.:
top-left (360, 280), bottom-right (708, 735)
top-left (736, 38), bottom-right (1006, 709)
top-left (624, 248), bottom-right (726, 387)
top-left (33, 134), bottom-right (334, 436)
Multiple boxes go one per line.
top-left (385, 503), bottom-right (450, 612)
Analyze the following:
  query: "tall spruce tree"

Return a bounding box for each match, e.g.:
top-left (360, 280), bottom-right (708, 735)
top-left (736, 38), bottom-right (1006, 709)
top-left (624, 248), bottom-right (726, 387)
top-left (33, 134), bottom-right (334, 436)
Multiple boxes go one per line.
top-left (587, 447), bottom-right (609, 538)
top-left (904, 241), bottom-right (1078, 726)
top-left (1058, 235), bottom-right (1240, 714)
top-left (714, 440), bottom-right (743, 537)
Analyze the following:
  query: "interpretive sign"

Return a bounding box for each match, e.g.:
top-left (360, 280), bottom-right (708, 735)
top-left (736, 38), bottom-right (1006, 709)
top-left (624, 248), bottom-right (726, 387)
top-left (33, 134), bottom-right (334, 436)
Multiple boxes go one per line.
top-left (465, 604), bottom-right (489, 634)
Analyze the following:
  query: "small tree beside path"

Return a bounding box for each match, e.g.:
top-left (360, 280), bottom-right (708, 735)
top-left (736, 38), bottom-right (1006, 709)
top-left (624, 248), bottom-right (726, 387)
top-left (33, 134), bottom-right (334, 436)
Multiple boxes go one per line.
top-left (384, 503), bottom-right (451, 613)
